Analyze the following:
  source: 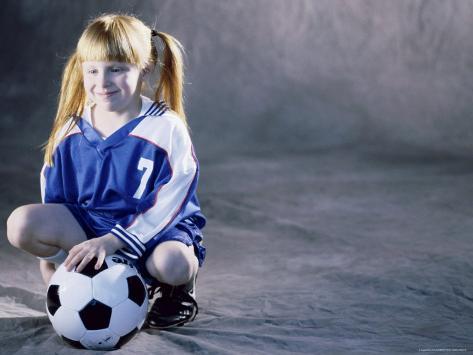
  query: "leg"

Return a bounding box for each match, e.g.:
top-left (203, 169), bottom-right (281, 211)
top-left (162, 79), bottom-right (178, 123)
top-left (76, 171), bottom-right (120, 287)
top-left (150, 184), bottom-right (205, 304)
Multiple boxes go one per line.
top-left (7, 203), bottom-right (87, 255)
top-left (145, 240), bottom-right (200, 329)
top-left (145, 241), bottom-right (198, 286)
top-left (39, 259), bottom-right (57, 284)
top-left (7, 203), bottom-right (87, 283)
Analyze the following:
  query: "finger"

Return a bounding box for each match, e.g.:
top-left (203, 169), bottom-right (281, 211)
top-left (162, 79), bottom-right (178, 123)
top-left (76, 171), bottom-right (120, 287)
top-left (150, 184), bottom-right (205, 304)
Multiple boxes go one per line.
top-left (95, 251), bottom-right (106, 270)
top-left (65, 248), bottom-right (89, 272)
top-left (65, 254), bottom-right (82, 272)
top-left (63, 248), bottom-right (75, 268)
top-left (64, 251), bottom-right (80, 271)
top-left (75, 253), bottom-right (96, 273)
top-left (64, 244), bottom-right (82, 269)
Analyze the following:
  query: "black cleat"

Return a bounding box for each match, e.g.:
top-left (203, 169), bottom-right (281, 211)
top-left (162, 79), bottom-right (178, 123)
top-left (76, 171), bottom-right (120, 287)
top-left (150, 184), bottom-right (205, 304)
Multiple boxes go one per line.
top-left (146, 278), bottom-right (198, 329)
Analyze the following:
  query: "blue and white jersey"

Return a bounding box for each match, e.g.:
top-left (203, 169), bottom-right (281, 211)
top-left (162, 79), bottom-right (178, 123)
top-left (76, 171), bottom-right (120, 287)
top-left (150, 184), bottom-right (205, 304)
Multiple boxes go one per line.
top-left (40, 96), bottom-right (205, 259)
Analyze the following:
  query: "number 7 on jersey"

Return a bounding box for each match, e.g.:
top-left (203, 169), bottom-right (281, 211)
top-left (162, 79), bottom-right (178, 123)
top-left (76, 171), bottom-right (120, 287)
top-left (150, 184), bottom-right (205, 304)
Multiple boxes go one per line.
top-left (133, 157), bottom-right (154, 199)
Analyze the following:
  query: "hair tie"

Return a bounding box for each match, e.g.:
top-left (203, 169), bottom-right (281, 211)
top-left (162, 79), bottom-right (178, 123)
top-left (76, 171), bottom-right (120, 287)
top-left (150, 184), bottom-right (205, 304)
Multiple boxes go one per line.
top-left (151, 29), bottom-right (158, 37)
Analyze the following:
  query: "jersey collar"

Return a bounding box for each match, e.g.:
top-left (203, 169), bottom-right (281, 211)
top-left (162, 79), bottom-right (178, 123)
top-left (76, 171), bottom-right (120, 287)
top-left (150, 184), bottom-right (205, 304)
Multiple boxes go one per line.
top-left (81, 96), bottom-right (155, 126)
top-left (78, 96), bottom-right (157, 151)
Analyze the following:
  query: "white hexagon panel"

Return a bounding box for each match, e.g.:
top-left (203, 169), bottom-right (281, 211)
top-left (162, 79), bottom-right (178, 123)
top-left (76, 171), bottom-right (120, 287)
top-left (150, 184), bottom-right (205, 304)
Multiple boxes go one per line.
top-left (58, 272), bottom-right (93, 311)
top-left (92, 264), bottom-right (135, 307)
top-left (110, 298), bottom-right (148, 336)
top-left (49, 263), bottom-right (81, 287)
top-left (52, 306), bottom-right (87, 340)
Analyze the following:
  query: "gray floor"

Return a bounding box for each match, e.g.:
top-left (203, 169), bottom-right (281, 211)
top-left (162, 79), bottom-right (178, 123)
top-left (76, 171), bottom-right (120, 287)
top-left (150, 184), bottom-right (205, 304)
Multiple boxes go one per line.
top-left (1, 146), bottom-right (472, 354)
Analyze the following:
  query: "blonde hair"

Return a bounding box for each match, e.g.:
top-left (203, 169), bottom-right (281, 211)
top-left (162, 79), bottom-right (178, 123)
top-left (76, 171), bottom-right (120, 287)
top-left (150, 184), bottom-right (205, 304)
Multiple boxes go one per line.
top-left (44, 13), bottom-right (186, 165)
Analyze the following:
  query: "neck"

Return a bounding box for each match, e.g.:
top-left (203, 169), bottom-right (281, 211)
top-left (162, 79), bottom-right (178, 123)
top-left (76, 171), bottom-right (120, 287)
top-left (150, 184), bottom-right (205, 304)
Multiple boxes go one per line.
top-left (93, 96), bottom-right (142, 125)
top-left (94, 107), bottom-right (139, 124)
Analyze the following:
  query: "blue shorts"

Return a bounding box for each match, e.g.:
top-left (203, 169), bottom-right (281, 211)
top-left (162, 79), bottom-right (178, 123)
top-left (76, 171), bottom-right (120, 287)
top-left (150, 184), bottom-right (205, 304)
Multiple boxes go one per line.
top-left (65, 204), bottom-right (206, 286)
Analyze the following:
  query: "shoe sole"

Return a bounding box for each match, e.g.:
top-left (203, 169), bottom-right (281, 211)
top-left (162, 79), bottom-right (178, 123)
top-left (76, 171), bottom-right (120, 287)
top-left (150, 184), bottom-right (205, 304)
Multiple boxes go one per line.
top-left (145, 313), bottom-right (197, 330)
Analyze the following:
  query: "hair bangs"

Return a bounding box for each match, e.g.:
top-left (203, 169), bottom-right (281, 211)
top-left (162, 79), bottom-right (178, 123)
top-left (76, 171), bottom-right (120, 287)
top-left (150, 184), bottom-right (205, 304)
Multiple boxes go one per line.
top-left (77, 19), bottom-right (144, 67)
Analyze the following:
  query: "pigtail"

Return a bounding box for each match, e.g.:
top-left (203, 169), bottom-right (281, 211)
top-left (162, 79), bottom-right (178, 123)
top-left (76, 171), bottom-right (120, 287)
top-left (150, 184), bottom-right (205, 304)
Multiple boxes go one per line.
top-left (44, 52), bottom-right (86, 166)
top-left (154, 32), bottom-right (187, 126)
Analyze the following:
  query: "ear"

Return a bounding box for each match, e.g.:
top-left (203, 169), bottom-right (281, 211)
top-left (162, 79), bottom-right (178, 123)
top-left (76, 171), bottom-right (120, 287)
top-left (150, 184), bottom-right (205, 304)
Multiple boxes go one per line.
top-left (141, 64), bottom-right (154, 77)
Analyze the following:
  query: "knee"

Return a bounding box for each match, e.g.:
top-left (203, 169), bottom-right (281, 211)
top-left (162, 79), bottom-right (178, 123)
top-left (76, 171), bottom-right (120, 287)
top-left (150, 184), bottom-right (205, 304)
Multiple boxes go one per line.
top-left (6, 206), bottom-right (35, 249)
top-left (146, 242), bottom-right (196, 286)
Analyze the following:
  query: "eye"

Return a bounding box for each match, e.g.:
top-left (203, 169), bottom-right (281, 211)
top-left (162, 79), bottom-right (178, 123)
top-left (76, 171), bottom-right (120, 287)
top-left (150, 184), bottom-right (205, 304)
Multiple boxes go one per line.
top-left (110, 67), bottom-right (122, 73)
top-left (86, 68), bottom-right (98, 74)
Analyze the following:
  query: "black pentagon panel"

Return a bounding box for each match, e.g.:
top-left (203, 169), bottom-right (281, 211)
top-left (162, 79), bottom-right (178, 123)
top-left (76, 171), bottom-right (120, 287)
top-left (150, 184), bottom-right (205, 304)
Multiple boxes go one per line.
top-left (79, 299), bottom-right (112, 330)
top-left (76, 258), bottom-right (108, 278)
top-left (46, 284), bottom-right (61, 316)
top-left (61, 335), bottom-right (86, 349)
top-left (127, 276), bottom-right (146, 306)
top-left (115, 328), bottom-right (139, 349)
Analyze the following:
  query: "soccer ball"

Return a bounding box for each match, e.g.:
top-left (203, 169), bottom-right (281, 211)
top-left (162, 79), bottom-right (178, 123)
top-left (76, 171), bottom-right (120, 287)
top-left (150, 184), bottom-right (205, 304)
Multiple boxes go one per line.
top-left (46, 254), bottom-right (149, 350)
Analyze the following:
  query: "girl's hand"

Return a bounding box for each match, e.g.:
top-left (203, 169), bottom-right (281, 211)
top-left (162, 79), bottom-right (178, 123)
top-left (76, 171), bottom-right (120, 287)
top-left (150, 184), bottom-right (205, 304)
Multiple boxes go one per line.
top-left (64, 233), bottom-right (126, 272)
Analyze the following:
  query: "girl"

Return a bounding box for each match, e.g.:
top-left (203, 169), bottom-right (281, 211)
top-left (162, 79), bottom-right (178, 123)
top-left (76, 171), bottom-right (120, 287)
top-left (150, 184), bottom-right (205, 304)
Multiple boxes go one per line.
top-left (6, 13), bottom-right (206, 330)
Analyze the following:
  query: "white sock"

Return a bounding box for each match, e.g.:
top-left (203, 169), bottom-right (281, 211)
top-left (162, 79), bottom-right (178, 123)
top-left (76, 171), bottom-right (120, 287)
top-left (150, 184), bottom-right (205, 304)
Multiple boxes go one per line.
top-left (38, 249), bottom-right (68, 265)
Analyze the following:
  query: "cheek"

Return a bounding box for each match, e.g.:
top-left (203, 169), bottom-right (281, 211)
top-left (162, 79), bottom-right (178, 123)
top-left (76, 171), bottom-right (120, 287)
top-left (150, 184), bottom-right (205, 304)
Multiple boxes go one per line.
top-left (82, 78), bottom-right (93, 92)
top-left (122, 76), bottom-right (141, 93)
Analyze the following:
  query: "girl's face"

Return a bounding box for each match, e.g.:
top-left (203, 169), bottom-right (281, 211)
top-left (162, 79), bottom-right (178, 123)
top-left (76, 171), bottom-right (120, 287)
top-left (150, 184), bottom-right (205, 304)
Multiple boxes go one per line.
top-left (82, 61), bottom-right (142, 114)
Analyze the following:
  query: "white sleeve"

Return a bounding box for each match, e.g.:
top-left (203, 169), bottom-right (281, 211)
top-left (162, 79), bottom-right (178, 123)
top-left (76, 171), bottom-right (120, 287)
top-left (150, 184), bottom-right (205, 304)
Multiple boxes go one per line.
top-left (40, 164), bottom-right (47, 203)
top-left (110, 116), bottom-right (198, 259)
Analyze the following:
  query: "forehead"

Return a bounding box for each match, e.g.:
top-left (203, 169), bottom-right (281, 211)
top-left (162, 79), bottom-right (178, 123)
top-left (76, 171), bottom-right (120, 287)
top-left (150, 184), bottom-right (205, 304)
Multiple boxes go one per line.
top-left (82, 61), bottom-right (137, 69)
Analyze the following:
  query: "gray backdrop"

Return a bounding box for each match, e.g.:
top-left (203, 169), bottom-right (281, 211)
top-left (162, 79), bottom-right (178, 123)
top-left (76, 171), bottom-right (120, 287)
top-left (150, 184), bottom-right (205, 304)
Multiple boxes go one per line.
top-left (3, 0), bottom-right (473, 158)
top-left (1, 1), bottom-right (473, 354)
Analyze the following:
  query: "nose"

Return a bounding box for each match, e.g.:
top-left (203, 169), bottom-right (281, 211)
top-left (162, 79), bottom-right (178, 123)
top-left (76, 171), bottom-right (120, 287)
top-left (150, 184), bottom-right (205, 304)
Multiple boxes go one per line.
top-left (96, 70), bottom-right (111, 88)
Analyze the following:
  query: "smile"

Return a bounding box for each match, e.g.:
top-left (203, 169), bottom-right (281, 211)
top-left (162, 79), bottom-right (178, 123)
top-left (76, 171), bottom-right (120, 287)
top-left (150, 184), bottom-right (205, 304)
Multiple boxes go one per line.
top-left (96, 91), bottom-right (119, 98)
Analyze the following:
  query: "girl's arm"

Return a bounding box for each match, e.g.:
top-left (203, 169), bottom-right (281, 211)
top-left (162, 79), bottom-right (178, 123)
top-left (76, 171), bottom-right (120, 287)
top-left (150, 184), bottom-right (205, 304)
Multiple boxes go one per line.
top-left (110, 117), bottom-right (199, 260)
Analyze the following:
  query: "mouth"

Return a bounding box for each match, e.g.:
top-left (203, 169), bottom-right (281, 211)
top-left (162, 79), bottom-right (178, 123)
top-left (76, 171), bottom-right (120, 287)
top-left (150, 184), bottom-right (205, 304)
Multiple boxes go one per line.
top-left (96, 90), bottom-right (119, 98)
